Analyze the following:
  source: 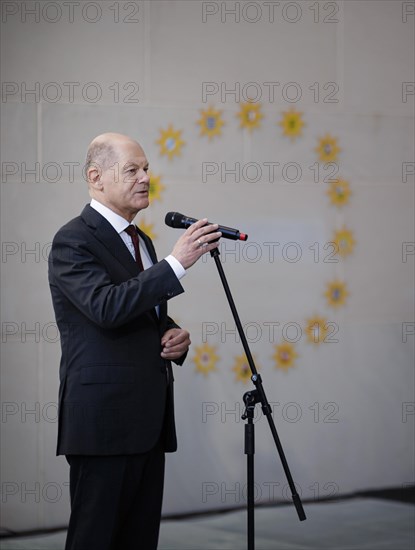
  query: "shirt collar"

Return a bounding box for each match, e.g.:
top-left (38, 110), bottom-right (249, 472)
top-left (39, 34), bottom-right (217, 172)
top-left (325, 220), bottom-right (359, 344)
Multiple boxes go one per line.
top-left (90, 199), bottom-right (131, 234)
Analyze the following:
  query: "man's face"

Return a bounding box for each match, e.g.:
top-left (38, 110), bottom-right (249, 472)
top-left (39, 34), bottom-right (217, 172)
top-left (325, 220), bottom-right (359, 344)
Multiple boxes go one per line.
top-left (99, 140), bottom-right (150, 221)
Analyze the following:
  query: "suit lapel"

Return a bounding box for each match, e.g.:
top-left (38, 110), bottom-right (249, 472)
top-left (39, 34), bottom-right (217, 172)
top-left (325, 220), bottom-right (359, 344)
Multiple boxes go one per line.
top-left (137, 227), bottom-right (158, 264)
top-left (81, 205), bottom-right (165, 326)
top-left (81, 205), bottom-right (139, 278)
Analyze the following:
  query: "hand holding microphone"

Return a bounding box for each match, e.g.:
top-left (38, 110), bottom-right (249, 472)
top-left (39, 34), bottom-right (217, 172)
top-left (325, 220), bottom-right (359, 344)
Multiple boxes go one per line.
top-left (168, 218), bottom-right (221, 269)
top-left (165, 212), bottom-right (248, 241)
top-left (166, 212), bottom-right (248, 270)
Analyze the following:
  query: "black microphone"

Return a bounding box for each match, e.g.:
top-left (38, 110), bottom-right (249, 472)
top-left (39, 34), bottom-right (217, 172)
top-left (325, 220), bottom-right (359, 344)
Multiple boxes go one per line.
top-left (165, 212), bottom-right (248, 241)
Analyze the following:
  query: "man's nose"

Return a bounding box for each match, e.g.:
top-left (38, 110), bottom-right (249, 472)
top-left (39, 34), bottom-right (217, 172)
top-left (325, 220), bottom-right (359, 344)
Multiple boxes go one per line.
top-left (139, 170), bottom-right (150, 183)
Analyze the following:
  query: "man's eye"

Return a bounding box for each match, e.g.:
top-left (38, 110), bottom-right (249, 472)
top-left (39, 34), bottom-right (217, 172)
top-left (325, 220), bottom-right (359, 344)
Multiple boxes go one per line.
top-left (128, 168), bottom-right (136, 174)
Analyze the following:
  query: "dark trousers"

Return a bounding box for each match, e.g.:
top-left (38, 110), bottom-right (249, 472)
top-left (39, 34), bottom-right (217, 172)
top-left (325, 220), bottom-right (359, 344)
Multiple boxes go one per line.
top-left (65, 440), bottom-right (165, 550)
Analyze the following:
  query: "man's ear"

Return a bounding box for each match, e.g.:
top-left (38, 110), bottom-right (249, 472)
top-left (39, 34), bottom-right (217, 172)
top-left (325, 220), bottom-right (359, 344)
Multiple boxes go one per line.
top-left (87, 165), bottom-right (103, 190)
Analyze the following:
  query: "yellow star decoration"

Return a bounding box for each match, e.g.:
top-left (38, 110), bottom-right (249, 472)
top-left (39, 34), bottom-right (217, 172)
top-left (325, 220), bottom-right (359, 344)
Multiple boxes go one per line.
top-left (316, 134), bottom-right (340, 162)
top-left (148, 172), bottom-right (165, 203)
top-left (138, 219), bottom-right (157, 241)
top-left (327, 178), bottom-right (351, 207)
top-left (197, 106), bottom-right (225, 140)
top-left (305, 316), bottom-right (329, 345)
top-left (232, 353), bottom-right (257, 383)
top-left (279, 109), bottom-right (305, 141)
top-left (273, 343), bottom-right (298, 372)
top-left (193, 343), bottom-right (219, 377)
top-left (156, 124), bottom-right (185, 160)
top-left (325, 280), bottom-right (349, 308)
top-left (332, 226), bottom-right (356, 257)
top-left (237, 101), bottom-right (263, 132)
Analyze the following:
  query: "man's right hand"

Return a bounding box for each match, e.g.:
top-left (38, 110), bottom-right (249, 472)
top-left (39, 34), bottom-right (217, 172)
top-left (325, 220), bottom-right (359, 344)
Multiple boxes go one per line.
top-left (171, 218), bottom-right (222, 269)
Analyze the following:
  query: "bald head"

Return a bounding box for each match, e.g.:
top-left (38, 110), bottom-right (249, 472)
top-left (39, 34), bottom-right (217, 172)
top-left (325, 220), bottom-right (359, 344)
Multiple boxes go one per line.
top-left (85, 133), bottom-right (142, 181)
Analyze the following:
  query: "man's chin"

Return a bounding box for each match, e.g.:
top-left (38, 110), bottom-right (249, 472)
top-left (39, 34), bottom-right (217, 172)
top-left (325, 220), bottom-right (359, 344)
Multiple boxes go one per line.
top-left (133, 198), bottom-right (149, 213)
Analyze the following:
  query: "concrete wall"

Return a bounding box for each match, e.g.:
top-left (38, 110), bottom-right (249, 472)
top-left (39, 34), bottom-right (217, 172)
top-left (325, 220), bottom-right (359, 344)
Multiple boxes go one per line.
top-left (1, 0), bottom-right (414, 532)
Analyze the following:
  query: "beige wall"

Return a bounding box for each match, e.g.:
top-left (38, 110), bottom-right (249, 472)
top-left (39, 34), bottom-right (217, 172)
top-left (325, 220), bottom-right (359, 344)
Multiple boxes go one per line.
top-left (1, 0), bottom-right (414, 532)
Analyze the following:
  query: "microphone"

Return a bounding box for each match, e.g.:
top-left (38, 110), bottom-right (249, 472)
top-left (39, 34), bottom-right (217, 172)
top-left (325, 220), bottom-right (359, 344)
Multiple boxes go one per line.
top-left (165, 212), bottom-right (248, 241)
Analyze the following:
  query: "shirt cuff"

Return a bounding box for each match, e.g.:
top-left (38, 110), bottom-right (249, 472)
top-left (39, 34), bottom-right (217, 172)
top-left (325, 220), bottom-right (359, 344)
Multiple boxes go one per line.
top-left (165, 255), bottom-right (186, 280)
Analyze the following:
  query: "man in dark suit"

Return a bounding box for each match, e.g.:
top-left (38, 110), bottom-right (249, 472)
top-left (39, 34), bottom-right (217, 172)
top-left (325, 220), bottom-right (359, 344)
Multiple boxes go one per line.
top-left (48, 132), bottom-right (221, 550)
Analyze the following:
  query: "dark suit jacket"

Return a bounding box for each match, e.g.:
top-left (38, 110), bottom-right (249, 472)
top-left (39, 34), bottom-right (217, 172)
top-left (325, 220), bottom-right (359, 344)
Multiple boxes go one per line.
top-left (48, 205), bottom-right (185, 456)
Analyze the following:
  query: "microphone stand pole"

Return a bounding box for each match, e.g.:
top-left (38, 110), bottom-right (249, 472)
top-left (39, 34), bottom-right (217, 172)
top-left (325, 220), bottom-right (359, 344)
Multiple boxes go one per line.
top-left (209, 247), bottom-right (306, 550)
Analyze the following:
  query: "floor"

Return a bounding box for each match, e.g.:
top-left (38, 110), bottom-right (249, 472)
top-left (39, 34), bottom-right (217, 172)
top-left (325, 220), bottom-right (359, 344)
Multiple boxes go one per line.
top-left (0, 496), bottom-right (414, 550)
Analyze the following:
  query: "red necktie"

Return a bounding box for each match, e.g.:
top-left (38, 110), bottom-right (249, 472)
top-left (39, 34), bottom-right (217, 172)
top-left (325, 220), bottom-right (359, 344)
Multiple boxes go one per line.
top-left (125, 225), bottom-right (144, 271)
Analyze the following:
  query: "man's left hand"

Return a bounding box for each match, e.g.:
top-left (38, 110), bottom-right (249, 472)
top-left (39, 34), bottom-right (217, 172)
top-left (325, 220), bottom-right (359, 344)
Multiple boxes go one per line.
top-left (161, 328), bottom-right (191, 360)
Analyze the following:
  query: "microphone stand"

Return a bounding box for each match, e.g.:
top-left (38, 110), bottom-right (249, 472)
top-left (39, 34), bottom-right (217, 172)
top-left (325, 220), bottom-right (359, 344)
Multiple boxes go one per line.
top-left (209, 247), bottom-right (306, 550)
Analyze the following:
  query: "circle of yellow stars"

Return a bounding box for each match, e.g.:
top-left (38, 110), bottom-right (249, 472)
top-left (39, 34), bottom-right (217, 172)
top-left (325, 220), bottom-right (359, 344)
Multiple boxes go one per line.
top-left (175, 112), bottom-right (357, 371)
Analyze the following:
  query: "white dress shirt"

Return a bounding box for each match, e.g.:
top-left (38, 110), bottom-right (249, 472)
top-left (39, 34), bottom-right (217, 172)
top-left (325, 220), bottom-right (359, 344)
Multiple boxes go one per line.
top-left (90, 199), bottom-right (186, 279)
